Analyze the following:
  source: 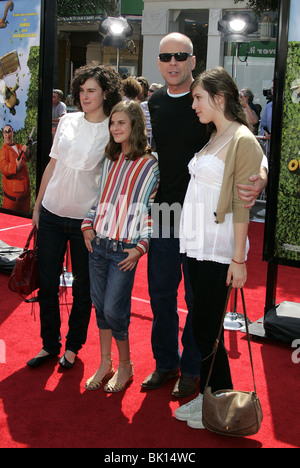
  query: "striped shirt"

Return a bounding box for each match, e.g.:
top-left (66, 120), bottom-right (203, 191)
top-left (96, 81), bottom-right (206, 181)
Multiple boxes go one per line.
top-left (82, 153), bottom-right (160, 255)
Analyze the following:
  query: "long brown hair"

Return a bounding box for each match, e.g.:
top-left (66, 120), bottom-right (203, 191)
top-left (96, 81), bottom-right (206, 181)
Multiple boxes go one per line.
top-left (106, 100), bottom-right (151, 161)
top-left (191, 66), bottom-right (251, 132)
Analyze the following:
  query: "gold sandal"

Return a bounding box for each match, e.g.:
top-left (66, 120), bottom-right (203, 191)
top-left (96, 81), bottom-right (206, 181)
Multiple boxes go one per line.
top-left (104, 360), bottom-right (134, 393)
top-left (85, 355), bottom-right (115, 391)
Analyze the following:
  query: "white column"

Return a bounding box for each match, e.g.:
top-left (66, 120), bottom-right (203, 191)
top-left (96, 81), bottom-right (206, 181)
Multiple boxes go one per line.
top-left (86, 42), bottom-right (102, 63)
top-left (206, 9), bottom-right (223, 70)
top-left (141, 9), bottom-right (170, 84)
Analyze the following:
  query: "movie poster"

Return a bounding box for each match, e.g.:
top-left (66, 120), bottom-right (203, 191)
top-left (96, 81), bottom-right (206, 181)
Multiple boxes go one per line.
top-left (273, 0), bottom-right (300, 263)
top-left (0, 0), bottom-right (41, 215)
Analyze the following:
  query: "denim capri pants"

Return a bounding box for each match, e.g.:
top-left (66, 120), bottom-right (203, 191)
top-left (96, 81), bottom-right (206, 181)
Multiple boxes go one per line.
top-left (89, 236), bottom-right (138, 341)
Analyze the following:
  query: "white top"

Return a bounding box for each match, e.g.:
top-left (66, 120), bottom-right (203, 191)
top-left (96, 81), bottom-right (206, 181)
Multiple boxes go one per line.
top-left (43, 112), bottom-right (109, 219)
top-left (180, 139), bottom-right (249, 264)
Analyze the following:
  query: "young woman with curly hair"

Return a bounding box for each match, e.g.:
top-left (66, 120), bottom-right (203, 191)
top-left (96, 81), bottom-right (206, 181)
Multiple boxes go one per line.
top-left (27, 63), bottom-right (122, 370)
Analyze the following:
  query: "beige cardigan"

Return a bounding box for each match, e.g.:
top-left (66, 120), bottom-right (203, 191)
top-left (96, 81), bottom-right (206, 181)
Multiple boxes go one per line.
top-left (215, 125), bottom-right (263, 224)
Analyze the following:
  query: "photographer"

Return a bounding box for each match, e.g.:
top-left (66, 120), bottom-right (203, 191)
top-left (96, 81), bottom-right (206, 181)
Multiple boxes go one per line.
top-left (240, 88), bottom-right (260, 134)
top-left (261, 82), bottom-right (273, 159)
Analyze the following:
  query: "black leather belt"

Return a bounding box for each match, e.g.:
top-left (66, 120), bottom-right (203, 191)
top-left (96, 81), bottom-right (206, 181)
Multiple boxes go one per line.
top-left (4, 191), bottom-right (29, 202)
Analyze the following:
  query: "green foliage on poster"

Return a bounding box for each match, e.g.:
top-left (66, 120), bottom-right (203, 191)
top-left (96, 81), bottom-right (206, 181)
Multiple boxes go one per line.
top-left (274, 41), bottom-right (300, 261)
top-left (0, 46), bottom-right (39, 212)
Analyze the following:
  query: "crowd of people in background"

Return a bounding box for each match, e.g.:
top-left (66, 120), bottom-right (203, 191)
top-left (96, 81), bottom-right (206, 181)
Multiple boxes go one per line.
top-left (52, 68), bottom-right (272, 153)
top-left (52, 75), bottom-right (165, 151)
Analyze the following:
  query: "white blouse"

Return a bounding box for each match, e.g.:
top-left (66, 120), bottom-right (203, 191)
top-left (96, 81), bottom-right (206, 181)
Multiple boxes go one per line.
top-left (180, 142), bottom-right (249, 265)
top-left (43, 112), bottom-right (109, 219)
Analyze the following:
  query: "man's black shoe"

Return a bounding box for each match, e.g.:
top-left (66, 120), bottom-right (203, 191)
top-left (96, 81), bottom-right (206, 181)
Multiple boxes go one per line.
top-left (172, 376), bottom-right (199, 398)
top-left (141, 369), bottom-right (180, 390)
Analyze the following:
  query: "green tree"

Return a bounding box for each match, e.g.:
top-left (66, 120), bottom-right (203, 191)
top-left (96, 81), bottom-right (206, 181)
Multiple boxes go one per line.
top-left (57, 0), bottom-right (117, 17)
top-left (234, 0), bottom-right (279, 16)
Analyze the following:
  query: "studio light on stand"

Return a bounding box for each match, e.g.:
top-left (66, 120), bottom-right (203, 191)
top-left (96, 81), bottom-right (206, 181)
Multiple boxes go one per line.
top-left (223, 288), bottom-right (252, 331)
top-left (100, 16), bottom-right (133, 72)
top-left (218, 13), bottom-right (258, 331)
top-left (218, 12), bottom-right (258, 42)
top-left (218, 12), bottom-right (258, 82)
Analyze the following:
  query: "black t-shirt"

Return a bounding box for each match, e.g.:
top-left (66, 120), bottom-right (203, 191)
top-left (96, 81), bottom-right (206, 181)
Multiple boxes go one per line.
top-left (148, 86), bottom-right (209, 207)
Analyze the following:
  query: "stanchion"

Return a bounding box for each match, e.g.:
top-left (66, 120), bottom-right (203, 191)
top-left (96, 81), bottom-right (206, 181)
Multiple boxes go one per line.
top-left (60, 242), bottom-right (73, 288)
top-left (224, 287), bottom-right (252, 331)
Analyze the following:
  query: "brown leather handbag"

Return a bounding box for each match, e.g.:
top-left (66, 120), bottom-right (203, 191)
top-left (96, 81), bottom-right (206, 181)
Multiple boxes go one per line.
top-left (8, 227), bottom-right (39, 301)
top-left (202, 286), bottom-right (263, 437)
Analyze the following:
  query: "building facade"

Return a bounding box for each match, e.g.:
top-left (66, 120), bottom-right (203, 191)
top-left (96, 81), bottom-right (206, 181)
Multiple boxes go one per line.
top-left (57, 0), bottom-right (276, 112)
top-left (141, 0), bottom-right (276, 112)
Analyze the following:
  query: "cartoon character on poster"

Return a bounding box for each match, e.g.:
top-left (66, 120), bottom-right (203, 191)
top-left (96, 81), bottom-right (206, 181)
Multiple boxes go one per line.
top-left (0, 0), bottom-right (41, 214)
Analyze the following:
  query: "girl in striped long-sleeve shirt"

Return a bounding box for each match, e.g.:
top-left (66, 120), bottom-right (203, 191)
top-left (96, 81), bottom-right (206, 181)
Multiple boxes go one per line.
top-left (82, 100), bottom-right (160, 393)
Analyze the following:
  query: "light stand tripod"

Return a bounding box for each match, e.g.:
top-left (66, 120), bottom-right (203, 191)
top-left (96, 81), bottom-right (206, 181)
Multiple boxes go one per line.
top-left (224, 288), bottom-right (252, 331)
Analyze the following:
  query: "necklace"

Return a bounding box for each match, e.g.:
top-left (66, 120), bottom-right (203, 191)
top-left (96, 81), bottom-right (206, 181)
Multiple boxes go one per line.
top-left (198, 121), bottom-right (235, 157)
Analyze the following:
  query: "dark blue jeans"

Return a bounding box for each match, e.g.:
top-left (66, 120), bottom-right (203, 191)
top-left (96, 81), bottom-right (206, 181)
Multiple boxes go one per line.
top-left (89, 237), bottom-right (137, 341)
top-left (148, 226), bottom-right (201, 378)
top-left (38, 207), bottom-right (92, 355)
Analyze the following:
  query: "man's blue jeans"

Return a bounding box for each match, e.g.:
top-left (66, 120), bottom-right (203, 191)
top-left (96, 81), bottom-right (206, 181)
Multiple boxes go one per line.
top-left (148, 227), bottom-right (201, 378)
top-left (89, 237), bottom-right (137, 341)
top-left (38, 207), bottom-right (92, 355)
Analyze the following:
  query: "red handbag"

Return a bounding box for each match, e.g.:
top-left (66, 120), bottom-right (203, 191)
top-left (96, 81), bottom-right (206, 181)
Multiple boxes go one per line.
top-left (8, 227), bottom-right (39, 300)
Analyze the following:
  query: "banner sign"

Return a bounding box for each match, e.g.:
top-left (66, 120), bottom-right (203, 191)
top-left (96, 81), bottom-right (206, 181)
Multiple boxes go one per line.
top-left (273, 0), bottom-right (300, 264)
top-left (0, 0), bottom-right (41, 216)
top-left (226, 41), bottom-right (277, 59)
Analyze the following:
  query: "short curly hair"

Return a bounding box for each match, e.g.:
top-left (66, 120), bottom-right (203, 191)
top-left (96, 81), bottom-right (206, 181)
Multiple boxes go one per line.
top-left (71, 62), bottom-right (122, 116)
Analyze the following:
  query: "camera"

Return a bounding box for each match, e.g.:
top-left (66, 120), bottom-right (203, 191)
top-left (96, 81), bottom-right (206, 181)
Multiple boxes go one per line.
top-left (263, 88), bottom-right (273, 102)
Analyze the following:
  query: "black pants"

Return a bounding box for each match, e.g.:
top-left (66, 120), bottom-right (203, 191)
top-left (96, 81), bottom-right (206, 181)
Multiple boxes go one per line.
top-left (37, 208), bottom-right (92, 355)
top-left (187, 258), bottom-right (233, 394)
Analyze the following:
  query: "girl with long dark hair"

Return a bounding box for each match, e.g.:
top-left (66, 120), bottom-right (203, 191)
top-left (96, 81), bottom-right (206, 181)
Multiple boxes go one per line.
top-left (176, 67), bottom-right (263, 428)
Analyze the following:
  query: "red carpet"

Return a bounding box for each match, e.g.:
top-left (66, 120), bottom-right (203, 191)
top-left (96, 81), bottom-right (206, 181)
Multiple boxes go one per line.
top-left (0, 213), bottom-right (299, 449)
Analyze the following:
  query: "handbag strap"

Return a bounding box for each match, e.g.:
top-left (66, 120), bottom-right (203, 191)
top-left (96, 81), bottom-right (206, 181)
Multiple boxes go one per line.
top-left (204, 286), bottom-right (258, 395)
top-left (240, 288), bottom-right (258, 394)
top-left (24, 226), bottom-right (37, 251)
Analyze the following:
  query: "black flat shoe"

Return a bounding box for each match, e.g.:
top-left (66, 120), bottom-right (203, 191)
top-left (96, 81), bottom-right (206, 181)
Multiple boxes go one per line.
top-left (59, 355), bottom-right (75, 369)
top-left (27, 353), bottom-right (58, 368)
